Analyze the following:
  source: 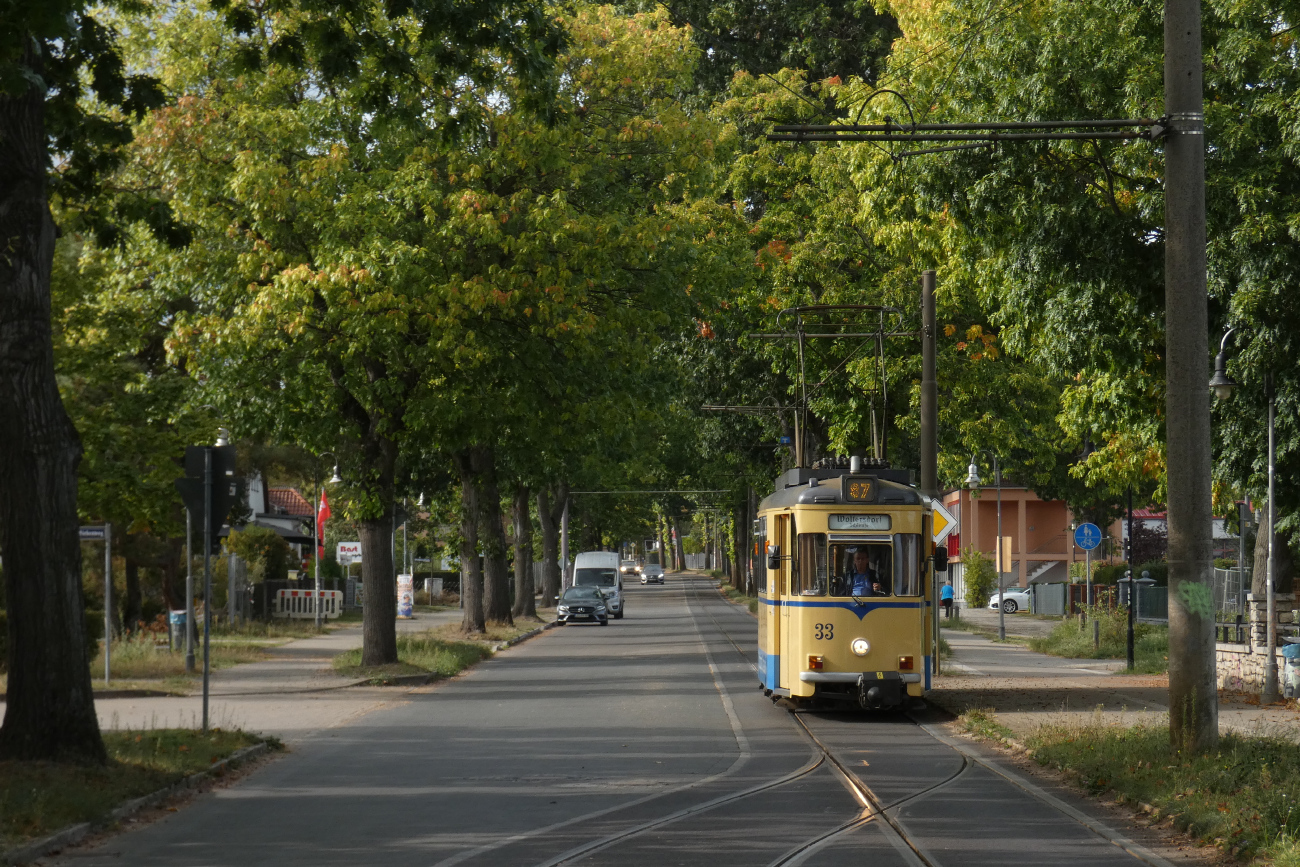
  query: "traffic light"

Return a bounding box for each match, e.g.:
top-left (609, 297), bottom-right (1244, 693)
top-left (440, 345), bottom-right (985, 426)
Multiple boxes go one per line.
top-left (175, 445), bottom-right (243, 554)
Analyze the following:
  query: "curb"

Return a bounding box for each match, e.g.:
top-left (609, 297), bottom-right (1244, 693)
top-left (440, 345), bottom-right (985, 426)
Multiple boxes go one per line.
top-left (358, 619), bottom-right (561, 686)
top-left (492, 618), bottom-right (561, 652)
top-left (2, 741), bottom-right (274, 866)
top-left (710, 580), bottom-right (758, 620)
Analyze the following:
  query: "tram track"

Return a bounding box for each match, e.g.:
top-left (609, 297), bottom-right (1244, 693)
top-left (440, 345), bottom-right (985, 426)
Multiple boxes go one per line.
top-left (435, 578), bottom-right (833, 867)
top-left (684, 574), bottom-right (1182, 867)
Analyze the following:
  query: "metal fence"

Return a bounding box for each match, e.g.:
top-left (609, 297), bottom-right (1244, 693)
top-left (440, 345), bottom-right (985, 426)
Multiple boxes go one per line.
top-left (1213, 567), bottom-right (1248, 615)
top-left (685, 553), bottom-right (710, 570)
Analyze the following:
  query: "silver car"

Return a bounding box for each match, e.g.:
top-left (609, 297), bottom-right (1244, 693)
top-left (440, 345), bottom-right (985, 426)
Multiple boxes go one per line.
top-left (640, 564), bottom-right (665, 585)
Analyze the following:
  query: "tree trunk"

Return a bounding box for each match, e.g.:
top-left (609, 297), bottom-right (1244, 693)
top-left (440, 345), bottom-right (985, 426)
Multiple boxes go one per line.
top-left (537, 485), bottom-right (563, 607)
top-left (673, 518), bottom-right (686, 572)
top-left (511, 483), bottom-right (535, 618)
top-left (1252, 517), bottom-right (1294, 597)
top-left (657, 512), bottom-right (668, 574)
top-left (358, 510), bottom-right (398, 666)
top-left (732, 506), bottom-right (746, 590)
top-left (123, 557), bottom-right (143, 633)
top-left (0, 40), bottom-right (106, 764)
top-left (455, 449), bottom-right (485, 634)
top-left (474, 446), bottom-right (512, 626)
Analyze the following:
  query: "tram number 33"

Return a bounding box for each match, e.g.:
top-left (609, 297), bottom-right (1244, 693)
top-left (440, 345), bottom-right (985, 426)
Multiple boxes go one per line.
top-left (813, 623), bottom-right (834, 640)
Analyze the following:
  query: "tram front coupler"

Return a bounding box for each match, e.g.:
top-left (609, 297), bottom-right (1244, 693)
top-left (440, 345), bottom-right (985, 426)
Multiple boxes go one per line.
top-left (857, 672), bottom-right (903, 710)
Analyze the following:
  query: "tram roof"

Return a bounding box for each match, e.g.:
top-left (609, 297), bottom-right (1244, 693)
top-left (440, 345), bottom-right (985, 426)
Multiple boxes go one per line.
top-left (759, 467), bottom-right (923, 511)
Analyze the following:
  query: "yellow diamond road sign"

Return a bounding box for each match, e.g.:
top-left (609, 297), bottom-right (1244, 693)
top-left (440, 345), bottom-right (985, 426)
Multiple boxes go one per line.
top-left (931, 501), bottom-right (957, 543)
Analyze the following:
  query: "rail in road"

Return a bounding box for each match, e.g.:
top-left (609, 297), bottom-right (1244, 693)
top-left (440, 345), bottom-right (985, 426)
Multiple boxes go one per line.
top-left (433, 576), bottom-right (1182, 867)
top-left (681, 576), bottom-right (1179, 867)
top-left (55, 574), bottom-right (1195, 867)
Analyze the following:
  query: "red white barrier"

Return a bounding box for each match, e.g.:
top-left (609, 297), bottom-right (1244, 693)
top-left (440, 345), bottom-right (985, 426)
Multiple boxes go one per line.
top-left (275, 589), bottom-right (342, 619)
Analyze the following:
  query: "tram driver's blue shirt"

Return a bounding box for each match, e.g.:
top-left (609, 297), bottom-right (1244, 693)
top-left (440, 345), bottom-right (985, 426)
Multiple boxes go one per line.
top-left (849, 572), bottom-right (877, 596)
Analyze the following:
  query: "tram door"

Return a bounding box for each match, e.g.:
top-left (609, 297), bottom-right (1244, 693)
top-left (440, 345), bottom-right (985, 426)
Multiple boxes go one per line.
top-left (776, 513), bottom-right (793, 690)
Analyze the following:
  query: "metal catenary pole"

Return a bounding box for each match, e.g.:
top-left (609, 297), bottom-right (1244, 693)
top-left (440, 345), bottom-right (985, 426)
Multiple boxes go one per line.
top-left (996, 457), bottom-right (1004, 641)
top-left (1264, 379), bottom-right (1279, 702)
top-left (185, 509), bottom-right (195, 672)
top-left (202, 446), bottom-right (213, 732)
top-left (104, 522), bottom-right (112, 685)
top-left (1127, 487), bottom-right (1136, 670)
top-left (921, 270), bottom-right (939, 673)
top-left (314, 479), bottom-right (323, 629)
top-left (1164, 0), bottom-right (1218, 751)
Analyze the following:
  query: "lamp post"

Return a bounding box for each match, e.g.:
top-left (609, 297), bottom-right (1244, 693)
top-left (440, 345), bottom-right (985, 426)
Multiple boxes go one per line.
top-left (1209, 328), bottom-right (1279, 702)
top-left (313, 455), bottom-right (341, 630)
top-left (965, 452), bottom-right (1005, 640)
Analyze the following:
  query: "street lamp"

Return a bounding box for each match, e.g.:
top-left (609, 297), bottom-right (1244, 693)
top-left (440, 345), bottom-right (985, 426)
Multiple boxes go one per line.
top-left (1209, 328), bottom-right (1279, 703)
top-left (966, 452), bottom-right (1006, 640)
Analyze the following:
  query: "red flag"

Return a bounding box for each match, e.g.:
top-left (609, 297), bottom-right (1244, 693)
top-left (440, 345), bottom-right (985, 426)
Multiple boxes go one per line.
top-left (317, 489), bottom-right (331, 560)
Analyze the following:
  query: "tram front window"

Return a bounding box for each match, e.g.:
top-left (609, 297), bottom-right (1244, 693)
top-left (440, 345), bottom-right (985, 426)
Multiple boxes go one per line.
top-left (829, 543), bottom-right (892, 597)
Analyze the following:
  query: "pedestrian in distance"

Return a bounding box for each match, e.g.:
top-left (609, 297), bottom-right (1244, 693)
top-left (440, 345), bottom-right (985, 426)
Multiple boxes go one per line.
top-left (941, 581), bottom-right (954, 618)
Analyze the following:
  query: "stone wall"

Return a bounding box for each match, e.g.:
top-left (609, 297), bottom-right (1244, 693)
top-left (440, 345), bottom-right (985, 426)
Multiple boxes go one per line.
top-left (1216, 592), bottom-right (1296, 693)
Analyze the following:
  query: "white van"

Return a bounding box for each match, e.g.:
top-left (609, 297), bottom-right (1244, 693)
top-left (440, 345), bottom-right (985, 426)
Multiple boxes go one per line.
top-left (572, 551), bottom-right (624, 619)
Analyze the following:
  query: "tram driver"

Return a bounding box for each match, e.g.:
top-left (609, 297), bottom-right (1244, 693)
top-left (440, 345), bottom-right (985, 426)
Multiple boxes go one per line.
top-left (848, 548), bottom-right (885, 597)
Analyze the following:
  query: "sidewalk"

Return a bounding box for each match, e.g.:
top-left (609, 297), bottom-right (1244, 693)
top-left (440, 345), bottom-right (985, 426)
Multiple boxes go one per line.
top-left (91, 608), bottom-right (483, 742)
top-left (950, 605), bottom-right (1061, 638)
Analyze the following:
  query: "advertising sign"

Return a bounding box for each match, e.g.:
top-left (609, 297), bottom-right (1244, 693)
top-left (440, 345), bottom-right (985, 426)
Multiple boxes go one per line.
top-left (397, 573), bottom-right (414, 618)
top-left (337, 541), bottom-right (362, 564)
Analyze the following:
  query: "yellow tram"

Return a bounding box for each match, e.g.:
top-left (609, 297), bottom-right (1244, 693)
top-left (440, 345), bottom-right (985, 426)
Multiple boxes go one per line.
top-left (756, 459), bottom-right (947, 710)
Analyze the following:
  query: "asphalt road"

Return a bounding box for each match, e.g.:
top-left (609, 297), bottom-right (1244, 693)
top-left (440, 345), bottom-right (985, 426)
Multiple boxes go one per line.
top-left (55, 575), bottom-right (1197, 867)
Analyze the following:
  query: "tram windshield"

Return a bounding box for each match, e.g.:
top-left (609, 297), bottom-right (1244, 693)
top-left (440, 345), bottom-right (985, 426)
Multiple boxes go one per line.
top-left (792, 535), bottom-right (922, 597)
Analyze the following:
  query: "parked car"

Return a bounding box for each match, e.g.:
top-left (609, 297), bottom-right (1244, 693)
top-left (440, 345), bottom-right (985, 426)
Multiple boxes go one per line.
top-left (640, 564), bottom-right (665, 584)
top-left (556, 586), bottom-right (609, 625)
top-left (988, 587), bottom-right (1033, 614)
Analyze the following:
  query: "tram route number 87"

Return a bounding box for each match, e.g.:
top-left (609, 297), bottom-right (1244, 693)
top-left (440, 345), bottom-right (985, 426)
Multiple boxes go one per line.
top-left (813, 623), bottom-right (834, 640)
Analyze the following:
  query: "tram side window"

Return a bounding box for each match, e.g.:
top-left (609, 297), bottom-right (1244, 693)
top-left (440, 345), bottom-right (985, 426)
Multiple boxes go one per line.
top-left (754, 517), bottom-right (767, 593)
top-left (829, 544), bottom-right (892, 596)
top-left (894, 534), bottom-right (922, 596)
top-left (794, 534), bottom-right (827, 596)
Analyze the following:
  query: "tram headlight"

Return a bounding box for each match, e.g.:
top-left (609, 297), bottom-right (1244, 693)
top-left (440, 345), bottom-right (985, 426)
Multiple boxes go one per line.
top-left (851, 638), bottom-right (870, 656)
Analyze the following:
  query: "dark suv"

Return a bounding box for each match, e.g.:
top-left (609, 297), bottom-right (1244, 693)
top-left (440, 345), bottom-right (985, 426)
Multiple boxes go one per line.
top-left (557, 586), bottom-right (609, 625)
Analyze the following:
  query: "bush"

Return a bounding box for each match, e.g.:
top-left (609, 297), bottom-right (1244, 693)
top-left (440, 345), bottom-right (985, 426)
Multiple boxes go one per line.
top-left (1135, 560), bottom-right (1167, 586)
top-left (1092, 563), bottom-right (1126, 584)
top-left (961, 545), bottom-right (997, 608)
top-left (1029, 604), bottom-right (1168, 672)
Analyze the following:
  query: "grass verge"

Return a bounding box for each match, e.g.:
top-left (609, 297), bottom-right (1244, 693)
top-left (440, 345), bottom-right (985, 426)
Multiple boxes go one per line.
top-left (91, 634), bottom-right (273, 681)
top-left (0, 728), bottom-right (271, 849)
top-left (716, 581), bottom-right (759, 614)
top-left (1028, 606), bottom-right (1168, 673)
top-left (332, 630), bottom-right (495, 683)
top-left (1026, 720), bottom-right (1300, 862)
top-left (957, 707), bottom-right (1017, 745)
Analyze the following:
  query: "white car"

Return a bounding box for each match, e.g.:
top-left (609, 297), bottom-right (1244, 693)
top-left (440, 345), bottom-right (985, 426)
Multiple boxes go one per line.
top-left (988, 587), bottom-right (1032, 614)
top-left (640, 564), bottom-right (665, 584)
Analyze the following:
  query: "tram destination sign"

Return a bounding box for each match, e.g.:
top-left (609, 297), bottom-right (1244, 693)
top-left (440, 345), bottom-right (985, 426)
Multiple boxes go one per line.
top-left (841, 476), bottom-right (876, 503)
top-left (829, 514), bottom-right (891, 531)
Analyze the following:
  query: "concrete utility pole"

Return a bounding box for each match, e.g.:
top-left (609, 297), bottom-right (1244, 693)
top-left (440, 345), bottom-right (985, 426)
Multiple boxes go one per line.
top-left (920, 271), bottom-right (938, 500)
top-left (1164, 0), bottom-right (1218, 751)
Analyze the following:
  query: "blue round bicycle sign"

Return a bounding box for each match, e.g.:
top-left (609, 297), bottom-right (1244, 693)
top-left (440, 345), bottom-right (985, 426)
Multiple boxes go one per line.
top-left (1074, 522), bottom-right (1102, 551)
